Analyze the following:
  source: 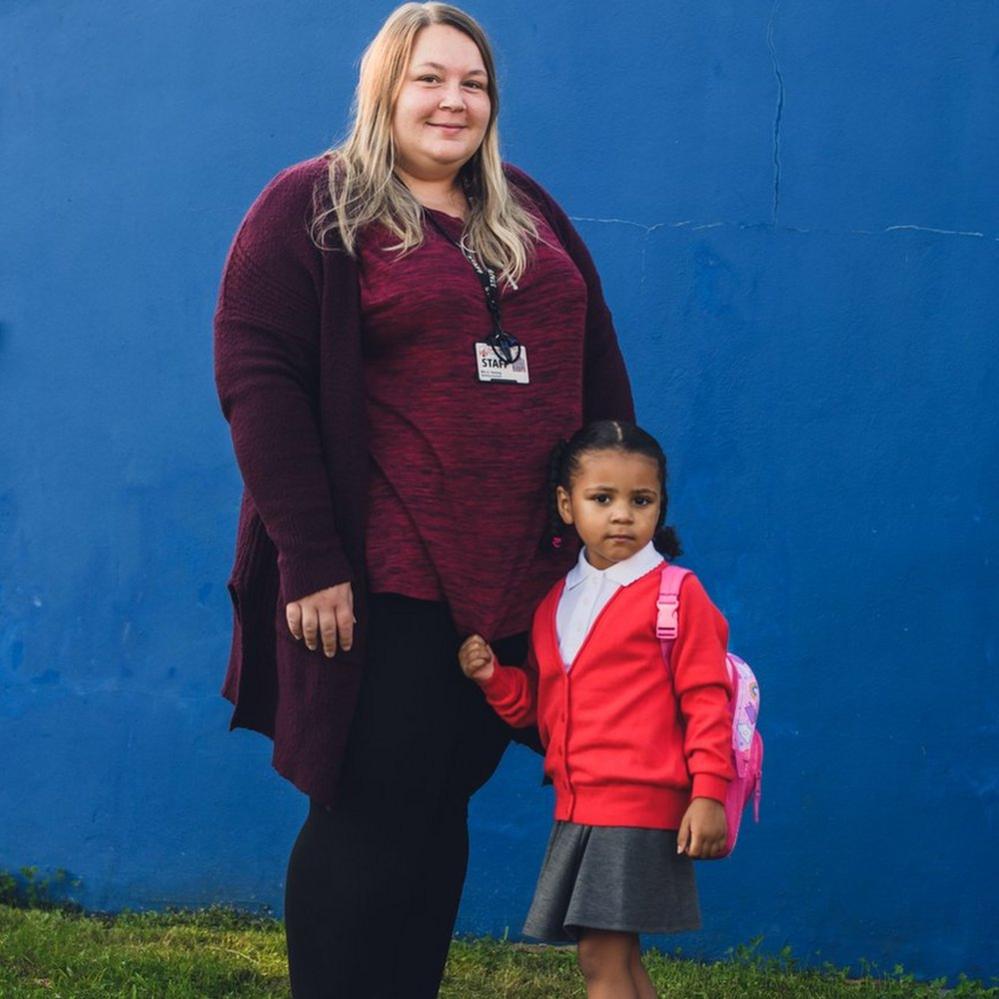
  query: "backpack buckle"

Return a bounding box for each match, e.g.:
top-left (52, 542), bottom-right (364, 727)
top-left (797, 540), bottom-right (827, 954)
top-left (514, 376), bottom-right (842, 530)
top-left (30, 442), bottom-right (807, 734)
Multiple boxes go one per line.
top-left (656, 595), bottom-right (679, 640)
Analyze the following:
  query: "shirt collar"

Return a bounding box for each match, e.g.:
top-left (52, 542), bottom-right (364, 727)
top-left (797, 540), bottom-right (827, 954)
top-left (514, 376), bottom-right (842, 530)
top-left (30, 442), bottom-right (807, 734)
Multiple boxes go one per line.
top-left (565, 541), bottom-right (664, 590)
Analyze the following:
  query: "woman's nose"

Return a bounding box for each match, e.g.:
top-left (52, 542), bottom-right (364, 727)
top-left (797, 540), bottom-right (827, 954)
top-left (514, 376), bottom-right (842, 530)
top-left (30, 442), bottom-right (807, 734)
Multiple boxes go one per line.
top-left (439, 85), bottom-right (466, 111)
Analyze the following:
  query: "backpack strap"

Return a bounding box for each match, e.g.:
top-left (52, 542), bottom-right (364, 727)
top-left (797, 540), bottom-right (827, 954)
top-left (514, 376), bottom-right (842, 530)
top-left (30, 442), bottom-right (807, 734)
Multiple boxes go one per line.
top-left (657, 564), bottom-right (692, 679)
top-left (656, 563), bottom-right (692, 639)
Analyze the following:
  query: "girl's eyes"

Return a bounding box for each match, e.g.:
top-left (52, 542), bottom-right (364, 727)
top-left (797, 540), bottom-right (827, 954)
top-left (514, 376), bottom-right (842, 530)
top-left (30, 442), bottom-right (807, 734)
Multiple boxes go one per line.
top-left (589, 494), bottom-right (655, 506)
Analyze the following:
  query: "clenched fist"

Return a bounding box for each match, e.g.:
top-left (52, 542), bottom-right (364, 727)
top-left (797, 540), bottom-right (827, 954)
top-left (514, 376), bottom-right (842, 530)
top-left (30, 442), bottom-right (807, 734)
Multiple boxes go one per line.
top-left (677, 797), bottom-right (728, 859)
top-left (458, 634), bottom-right (495, 682)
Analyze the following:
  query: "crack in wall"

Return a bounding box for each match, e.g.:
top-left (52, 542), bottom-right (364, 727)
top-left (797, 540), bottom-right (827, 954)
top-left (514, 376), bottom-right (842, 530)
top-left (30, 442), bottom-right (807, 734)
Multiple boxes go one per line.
top-left (569, 216), bottom-right (679, 234)
top-left (569, 216), bottom-right (998, 242)
top-left (880, 224), bottom-right (986, 238)
top-left (767, 0), bottom-right (785, 227)
top-left (640, 228), bottom-right (649, 296)
top-left (567, 6), bottom-right (999, 246)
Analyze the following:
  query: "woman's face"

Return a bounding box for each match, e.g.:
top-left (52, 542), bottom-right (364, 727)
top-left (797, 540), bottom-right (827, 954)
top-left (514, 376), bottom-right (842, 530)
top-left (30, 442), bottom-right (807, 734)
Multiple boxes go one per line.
top-left (391, 24), bottom-right (491, 183)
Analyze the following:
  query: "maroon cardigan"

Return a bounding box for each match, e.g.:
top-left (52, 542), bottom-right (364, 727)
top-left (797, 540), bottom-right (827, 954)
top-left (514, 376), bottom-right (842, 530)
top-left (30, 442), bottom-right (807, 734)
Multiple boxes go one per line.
top-left (213, 157), bottom-right (634, 804)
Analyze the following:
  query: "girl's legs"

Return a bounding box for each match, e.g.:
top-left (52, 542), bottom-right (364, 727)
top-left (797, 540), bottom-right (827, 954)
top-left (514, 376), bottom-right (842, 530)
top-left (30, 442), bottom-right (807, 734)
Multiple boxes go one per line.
top-left (576, 929), bottom-right (641, 999)
top-left (629, 936), bottom-right (658, 999)
top-left (284, 593), bottom-right (522, 998)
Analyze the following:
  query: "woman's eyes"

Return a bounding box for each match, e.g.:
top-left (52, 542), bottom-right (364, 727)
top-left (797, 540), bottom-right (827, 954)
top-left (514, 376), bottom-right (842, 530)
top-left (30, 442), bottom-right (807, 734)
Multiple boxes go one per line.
top-left (417, 75), bottom-right (485, 88)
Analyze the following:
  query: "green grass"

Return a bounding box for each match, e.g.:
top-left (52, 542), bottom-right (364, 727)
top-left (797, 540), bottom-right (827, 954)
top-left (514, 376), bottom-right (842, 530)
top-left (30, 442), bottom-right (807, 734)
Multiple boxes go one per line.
top-left (0, 905), bottom-right (995, 998)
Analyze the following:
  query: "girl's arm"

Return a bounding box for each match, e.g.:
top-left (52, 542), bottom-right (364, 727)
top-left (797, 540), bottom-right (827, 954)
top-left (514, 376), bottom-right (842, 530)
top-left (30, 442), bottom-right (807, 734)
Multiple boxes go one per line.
top-left (670, 575), bottom-right (735, 803)
top-left (458, 635), bottom-right (539, 729)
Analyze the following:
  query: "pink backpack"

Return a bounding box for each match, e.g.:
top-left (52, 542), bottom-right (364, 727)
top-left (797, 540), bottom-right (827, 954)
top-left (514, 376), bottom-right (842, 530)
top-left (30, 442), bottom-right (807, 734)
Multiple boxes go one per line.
top-left (656, 564), bottom-right (763, 858)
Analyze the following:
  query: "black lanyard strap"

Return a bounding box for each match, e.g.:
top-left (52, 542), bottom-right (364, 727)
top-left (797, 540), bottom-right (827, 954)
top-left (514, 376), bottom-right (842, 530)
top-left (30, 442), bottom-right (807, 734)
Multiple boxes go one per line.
top-left (425, 211), bottom-right (522, 365)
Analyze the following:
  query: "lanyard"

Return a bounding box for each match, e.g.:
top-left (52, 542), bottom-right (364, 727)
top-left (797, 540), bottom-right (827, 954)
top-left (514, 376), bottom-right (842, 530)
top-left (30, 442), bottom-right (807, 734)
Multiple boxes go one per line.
top-left (425, 211), bottom-right (522, 365)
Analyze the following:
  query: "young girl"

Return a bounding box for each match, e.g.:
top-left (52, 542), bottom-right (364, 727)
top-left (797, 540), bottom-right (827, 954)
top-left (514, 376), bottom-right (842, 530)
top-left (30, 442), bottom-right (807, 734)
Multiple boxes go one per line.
top-left (459, 420), bottom-right (733, 999)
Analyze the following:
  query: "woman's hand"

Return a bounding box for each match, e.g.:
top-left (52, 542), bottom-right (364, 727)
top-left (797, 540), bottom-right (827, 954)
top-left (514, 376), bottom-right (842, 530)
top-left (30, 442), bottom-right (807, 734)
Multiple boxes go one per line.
top-left (458, 634), bottom-right (495, 682)
top-left (677, 797), bottom-right (728, 859)
top-left (285, 582), bottom-right (355, 658)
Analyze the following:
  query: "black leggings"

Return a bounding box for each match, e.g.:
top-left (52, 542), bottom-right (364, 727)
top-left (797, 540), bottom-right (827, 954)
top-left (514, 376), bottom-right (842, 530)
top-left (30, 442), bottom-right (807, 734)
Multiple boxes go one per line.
top-left (284, 593), bottom-right (528, 998)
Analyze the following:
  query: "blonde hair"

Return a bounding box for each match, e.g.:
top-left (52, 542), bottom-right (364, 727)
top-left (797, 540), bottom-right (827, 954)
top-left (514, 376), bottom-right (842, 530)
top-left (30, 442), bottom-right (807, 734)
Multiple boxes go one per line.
top-left (311, 2), bottom-right (538, 286)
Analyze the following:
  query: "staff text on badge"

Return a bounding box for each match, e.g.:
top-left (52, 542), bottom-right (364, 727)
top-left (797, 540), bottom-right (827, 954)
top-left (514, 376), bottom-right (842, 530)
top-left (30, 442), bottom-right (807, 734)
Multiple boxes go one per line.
top-left (474, 342), bottom-right (530, 384)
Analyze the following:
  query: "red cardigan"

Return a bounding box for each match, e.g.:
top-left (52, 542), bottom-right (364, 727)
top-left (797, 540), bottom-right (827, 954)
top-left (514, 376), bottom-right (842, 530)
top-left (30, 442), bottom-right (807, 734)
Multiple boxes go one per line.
top-left (478, 567), bottom-right (734, 829)
top-left (214, 156), bottom-right (634, 804)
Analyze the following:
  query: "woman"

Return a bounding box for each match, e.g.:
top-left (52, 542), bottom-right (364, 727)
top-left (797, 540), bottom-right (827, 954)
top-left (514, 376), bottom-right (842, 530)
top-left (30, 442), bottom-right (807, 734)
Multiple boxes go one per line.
top-left (214, 3), bottom-right (633, 996)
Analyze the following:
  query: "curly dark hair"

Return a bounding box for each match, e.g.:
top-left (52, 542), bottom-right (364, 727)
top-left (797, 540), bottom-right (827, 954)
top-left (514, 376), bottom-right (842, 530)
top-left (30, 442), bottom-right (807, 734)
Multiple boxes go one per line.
top-left (543, 420), bottom-right (682, 559)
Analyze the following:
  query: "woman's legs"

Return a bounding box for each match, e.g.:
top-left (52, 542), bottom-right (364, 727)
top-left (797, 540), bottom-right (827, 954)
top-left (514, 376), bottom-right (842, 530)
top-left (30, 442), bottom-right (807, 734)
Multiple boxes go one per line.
top-left (284, 594), bottom-right (522, 998)
top-left (285, 795), bottom-right (405, 997)
top-left (390, 625), bottom-right (525, 993)
top-left (389, 795), bottom-right (470, 991)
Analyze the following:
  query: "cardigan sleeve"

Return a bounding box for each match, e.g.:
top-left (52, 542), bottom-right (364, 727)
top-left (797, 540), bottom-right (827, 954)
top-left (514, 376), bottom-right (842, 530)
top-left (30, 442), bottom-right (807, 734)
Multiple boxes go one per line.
top-left (503, 164), bottom-right (635, 424)
top-left (670, 574), bottom-right (735, 803)
top-left (214, 161), bottom-right (354, 601)
top-left (475, 647), bottom-right (540, 730)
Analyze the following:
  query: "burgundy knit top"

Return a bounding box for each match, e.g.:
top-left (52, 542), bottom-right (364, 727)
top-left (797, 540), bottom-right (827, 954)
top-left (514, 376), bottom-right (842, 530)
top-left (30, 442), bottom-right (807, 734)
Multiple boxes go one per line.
top-left (214, 157), bottom-right (635, 802)
top-left (358, 206), bottom-right (586, 639)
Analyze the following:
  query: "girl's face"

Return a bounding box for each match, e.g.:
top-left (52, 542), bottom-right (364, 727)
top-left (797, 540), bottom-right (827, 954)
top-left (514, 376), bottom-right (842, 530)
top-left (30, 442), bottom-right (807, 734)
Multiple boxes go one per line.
top-left (557, 449), bottom-right (663, 570)
top-left (391, 24), bottom-right (492, 184)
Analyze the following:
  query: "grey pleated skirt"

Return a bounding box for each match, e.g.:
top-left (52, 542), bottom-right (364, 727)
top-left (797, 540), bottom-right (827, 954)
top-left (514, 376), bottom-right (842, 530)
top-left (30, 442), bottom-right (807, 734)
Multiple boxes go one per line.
top-left (522, 821), bottom-right (701, 942)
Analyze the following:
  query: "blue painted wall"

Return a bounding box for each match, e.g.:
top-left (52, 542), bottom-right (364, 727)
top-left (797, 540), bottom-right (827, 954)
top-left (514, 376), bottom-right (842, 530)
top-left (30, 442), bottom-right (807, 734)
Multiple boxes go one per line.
top-left (2, 0), bottom-right (996, 983)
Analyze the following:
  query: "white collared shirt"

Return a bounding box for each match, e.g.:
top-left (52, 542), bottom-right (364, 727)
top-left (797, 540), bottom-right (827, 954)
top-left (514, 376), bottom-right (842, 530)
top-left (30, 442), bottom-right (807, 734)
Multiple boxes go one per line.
top-left (555, 541), bottom-right (664, 669)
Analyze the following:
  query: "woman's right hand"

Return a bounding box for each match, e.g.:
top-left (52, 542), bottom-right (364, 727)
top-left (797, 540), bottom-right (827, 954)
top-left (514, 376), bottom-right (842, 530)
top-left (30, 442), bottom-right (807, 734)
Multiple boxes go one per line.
top-left (285, 582), bottom-right (355, 658)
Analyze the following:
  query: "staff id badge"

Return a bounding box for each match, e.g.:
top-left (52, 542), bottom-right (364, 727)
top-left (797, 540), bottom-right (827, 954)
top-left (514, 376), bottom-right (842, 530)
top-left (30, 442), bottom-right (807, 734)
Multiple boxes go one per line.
top-left (474, 342), bottom-right (530, 384)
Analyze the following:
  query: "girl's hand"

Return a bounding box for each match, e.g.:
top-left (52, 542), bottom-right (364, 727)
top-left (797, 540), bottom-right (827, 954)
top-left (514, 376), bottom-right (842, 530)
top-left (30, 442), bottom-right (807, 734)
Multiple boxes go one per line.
top-left (677, 797), bottom-right (728, 859)
top-left (458, 634), bottom-right (495, 682)
top-left (285, 582), bottom-right (355, 658)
